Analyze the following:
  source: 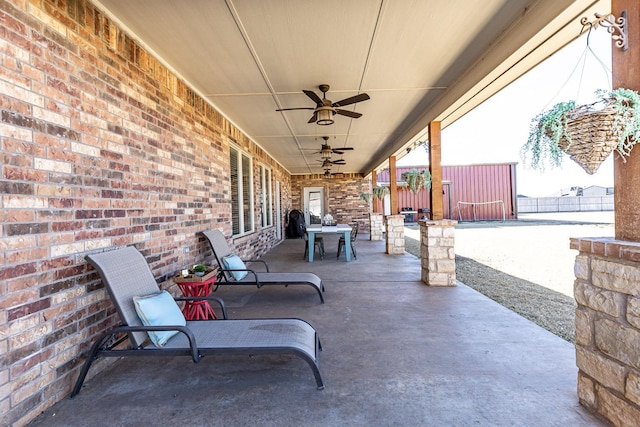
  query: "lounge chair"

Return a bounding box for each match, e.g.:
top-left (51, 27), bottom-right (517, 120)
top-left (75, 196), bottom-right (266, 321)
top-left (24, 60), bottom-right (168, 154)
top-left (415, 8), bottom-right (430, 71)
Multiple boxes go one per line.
top-left (71, 246), bottom-right (324, 397)
top-left (201, 229), bottom-right (325, 303)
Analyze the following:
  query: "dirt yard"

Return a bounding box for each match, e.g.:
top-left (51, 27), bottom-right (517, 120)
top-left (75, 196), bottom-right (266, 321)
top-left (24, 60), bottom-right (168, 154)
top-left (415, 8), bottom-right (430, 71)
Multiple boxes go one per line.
top-left (404, 211), bottom-right (615, 343)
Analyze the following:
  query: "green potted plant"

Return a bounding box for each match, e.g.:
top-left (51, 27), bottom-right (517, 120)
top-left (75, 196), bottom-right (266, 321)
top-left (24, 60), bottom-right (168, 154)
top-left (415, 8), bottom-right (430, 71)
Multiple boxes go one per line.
top-left (192, 264), bottom-right (207, 277)
top-left (522, 88), bottom-right (640, 174)
top-left (400, 169), bottom-right (432, 193)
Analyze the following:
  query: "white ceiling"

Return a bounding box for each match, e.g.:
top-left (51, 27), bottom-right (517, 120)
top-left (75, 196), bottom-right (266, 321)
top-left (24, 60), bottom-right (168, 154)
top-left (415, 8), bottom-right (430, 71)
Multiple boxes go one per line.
top-left (95, 0), bottom-right (610, 175)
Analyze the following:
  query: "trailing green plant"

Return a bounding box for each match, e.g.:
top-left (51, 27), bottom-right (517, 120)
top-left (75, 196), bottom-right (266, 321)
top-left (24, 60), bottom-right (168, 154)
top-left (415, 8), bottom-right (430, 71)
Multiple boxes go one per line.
top-left (359, 192), bottom-right (372, 203)
top-left (400, 169), bottom-right (432, 193)
top-left (596, 88), bottom-right (640, 157)
top-left (522, 88), bottom-right (640, 171)
top-left (372, 186), bottom-right (389, 200)
top-left (521, 101), bottom-right (576, 170)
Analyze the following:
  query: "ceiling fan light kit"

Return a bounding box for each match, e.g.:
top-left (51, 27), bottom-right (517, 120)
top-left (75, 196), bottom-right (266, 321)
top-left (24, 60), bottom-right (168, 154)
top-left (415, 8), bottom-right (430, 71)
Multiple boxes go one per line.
top-left (316, 107), bottom-right (335, 125)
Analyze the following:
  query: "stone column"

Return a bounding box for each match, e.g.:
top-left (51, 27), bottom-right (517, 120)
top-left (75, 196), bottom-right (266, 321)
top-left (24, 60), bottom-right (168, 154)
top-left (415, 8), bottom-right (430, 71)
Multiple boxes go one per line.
top-left (385, 214), bottom-right (405, 254)
top-left (420, 219), bottom-right (457, 286)
top-left (369, 213), bottom-right (383, 241)
top-left (571, 236), bottom-right (640, 426)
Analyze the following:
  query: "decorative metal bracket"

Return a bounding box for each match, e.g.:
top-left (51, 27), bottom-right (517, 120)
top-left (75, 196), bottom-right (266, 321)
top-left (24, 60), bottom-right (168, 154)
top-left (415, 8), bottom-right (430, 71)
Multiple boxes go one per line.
top-left (581, 11), bottom-right (628, 51)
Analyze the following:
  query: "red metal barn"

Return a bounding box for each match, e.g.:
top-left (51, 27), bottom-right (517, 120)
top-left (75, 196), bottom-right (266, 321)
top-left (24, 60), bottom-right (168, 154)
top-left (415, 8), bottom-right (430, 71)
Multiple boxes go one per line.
top-left (375, 163), bottom-right (517, 221)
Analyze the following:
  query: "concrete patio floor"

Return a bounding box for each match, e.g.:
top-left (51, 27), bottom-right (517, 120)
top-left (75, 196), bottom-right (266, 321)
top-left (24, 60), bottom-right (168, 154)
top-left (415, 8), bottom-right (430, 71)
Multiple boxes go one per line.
top-left (29, 233), bottom-right (606, 426)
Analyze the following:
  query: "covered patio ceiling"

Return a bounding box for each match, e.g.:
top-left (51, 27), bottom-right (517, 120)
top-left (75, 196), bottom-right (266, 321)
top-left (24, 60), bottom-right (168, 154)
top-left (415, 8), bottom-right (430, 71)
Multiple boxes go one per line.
top-left (94, 0), bottom-right (611, 175)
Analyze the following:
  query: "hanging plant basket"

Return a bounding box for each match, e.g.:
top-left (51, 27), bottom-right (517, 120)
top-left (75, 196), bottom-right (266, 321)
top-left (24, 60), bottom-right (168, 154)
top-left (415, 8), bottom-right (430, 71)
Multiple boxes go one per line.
top-left (553, 101), bottom-right (620, 174)
top-left (372, 186), bottom-right (389, 200)
top-left (400, 169), bottom-right (432, 193)
top-left (523, 88), bottom-right (640, 175)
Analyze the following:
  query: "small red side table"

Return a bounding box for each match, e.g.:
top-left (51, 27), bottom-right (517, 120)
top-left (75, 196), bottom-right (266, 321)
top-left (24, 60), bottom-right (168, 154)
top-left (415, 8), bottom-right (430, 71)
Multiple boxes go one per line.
top-left (174, 269), bottom-right (218, 320)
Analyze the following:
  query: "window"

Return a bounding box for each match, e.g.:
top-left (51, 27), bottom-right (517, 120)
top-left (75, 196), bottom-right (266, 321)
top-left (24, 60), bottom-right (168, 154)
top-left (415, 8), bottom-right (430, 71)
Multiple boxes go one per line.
top-left (260, 165), bottom-right (273, 228)
top-left (230, 146), bottom-right (254, 236)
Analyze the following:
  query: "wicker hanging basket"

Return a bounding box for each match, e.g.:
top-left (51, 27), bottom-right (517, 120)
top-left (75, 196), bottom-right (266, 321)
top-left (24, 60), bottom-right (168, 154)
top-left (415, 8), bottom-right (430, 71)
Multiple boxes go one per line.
top-left (554, 100), bottom-right (620, 174)
top-left (525, 88), bottom-right (640, 175)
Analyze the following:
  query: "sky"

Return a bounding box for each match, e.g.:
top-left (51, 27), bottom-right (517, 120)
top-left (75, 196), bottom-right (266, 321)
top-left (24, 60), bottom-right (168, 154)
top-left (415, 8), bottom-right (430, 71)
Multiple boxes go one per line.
top-left (398, 25), bottom-right (614, 197)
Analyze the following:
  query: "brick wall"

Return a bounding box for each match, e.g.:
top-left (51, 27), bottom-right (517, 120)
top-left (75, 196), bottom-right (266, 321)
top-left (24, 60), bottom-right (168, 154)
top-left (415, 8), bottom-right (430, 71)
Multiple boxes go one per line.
top-left (0, 0), bottom-right (290, 425)
top-left (290, 173), bottom-right (370, 232)
top-left (571, 237), bottom-right (640, 426)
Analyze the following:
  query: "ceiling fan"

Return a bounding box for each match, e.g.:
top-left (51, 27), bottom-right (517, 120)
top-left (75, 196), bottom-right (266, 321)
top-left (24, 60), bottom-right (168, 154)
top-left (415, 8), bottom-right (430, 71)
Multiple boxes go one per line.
top-left (317, 159), bottom-right (346, 168)
top-left (311, 136), bottom-right (354, 159)
top-left (276, 84), bottom-right (370, 125)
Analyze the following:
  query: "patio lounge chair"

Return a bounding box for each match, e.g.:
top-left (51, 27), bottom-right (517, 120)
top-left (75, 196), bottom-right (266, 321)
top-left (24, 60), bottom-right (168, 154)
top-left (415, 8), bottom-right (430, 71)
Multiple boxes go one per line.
top-left (201, 229), bottom-right (325, 303)
top-left (71, 246), bottom-right (324, 397)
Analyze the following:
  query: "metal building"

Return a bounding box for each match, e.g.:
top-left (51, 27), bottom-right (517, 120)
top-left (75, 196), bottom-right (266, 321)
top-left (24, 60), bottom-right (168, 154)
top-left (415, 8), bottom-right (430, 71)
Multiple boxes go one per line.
top-left (376, 163), bottom-right (517, 221)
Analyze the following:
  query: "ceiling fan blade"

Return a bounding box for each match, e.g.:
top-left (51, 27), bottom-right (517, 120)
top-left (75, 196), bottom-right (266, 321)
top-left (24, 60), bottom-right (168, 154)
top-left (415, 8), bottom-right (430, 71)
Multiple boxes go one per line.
top-left (335, 109), bottom-right (363, 119)
top-left (303, 90), bottom-right (323, 105)
top-left (331, 160), bottom-right (346, 165)
top-left (332, 93), bottom-right (370, 107)
top-left (276, 107), bottom-right (315, 111)
top-left (307, 112), bottom-right (318, 124)
top-left (332, 147), bottom-right (354, 154)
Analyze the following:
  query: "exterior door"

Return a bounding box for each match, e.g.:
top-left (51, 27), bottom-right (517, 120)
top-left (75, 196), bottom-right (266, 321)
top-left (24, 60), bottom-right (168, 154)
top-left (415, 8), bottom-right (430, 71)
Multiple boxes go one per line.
top-left (443, 181), bottom-right (452, 219)
top-left (303, 187), bottom-right (324, 225)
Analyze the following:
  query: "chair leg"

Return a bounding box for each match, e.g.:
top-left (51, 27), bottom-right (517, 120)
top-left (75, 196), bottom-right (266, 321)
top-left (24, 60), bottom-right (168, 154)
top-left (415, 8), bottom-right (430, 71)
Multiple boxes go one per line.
top-left (336, 239), bottom-right (344, 259)
top-left (351, 243), bottom-right (357, 260)
top-left (304, 242), bottom-right (308, 260)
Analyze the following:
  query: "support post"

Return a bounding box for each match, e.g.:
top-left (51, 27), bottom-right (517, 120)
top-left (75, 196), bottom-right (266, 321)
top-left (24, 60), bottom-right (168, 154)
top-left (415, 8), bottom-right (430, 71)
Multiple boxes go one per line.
top-left (428, 121), bottom-right (443, 220)
top-left (389, 156), bottom-right (398, 216)
top-left (420, 219), bottom-right (457, 286)
top-left (613, 0), bottom-right (640, 242)
top-left (574, 4), bottom-right (640, 426)
top-left (372, 169), bottom-right (379, 213)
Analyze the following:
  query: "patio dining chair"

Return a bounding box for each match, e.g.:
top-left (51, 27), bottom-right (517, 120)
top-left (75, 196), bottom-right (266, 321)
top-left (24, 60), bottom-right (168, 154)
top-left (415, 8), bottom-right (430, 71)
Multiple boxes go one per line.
top-left (337, 222), bottom-right (358, 260)
top-left (303, 231), bottom-right (325, 260)
top-left (202, 229), bottom-right (325, 303)
top-left (72, 246), bottom-right (324, 397)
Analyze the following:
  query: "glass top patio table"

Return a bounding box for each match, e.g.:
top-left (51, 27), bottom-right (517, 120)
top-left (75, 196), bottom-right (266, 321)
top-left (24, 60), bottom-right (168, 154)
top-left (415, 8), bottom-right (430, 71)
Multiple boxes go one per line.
top-left (306, 224), bottom-right (352, 262)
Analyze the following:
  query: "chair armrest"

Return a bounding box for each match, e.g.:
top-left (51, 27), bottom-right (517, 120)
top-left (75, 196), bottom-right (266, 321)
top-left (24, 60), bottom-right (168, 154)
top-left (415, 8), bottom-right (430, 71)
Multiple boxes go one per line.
top-left (243, 259), bottom-right (269, 272)
top-left (174, 295), bottom-right (228, 319)
top-left (109, 325), bottom-right (201, 362)
top-left (218, 267), bottom-right (263, 288)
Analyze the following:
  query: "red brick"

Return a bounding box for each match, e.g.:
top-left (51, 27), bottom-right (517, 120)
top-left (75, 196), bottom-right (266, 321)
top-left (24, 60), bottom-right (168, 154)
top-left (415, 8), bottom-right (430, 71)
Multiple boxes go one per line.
top-left (41, 255), bottom-right (75, 271)
top-left (51, 220), bottom-right (83, 232)
top-left (0, 261), bottom-right (37, 280)
top-left (7, 274), bottom-right (42, 293)
top-left (3, 166), bottom-right (48, 182)
top-left (7, 297), bottom-right (50, 320)
top-left (5, 247), bottom-right (48, 265)
top-left (605, 242), bottom-right (622, 259)
top-left (579, 239), bottom-right (593, 253)
top-left (0, 208), bottom-right (35, 222)
top-left (9, 347), bottom-right (53, 377)
top-left (621, 247), bottom-right (640, 262)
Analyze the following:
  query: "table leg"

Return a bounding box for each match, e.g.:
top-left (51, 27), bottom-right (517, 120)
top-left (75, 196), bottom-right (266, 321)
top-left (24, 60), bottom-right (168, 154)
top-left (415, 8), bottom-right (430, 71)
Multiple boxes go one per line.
top-left (308, 231), bottom-right (315, 262)
top-left (344, 231), bottom-right (351, 262)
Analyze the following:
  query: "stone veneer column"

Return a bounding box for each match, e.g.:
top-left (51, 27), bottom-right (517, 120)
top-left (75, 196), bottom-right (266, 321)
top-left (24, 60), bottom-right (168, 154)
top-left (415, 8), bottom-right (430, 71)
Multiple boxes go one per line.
top-left (385, 215), bottom-right (405, 254)
top-left (369, 213), bottom-right (384, 241)
top-left (420, 219), bottom-right (457, 286)
top-left (571, 236), bottom-right (640, 426)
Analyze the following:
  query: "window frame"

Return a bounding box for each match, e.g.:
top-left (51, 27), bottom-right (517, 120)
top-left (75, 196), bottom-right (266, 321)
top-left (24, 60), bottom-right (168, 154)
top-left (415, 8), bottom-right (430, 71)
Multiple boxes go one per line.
top-left (260, 164), bottom-right (273, 228)
top-left (229, 144), bottom-right (254, 237)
